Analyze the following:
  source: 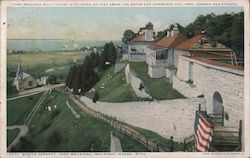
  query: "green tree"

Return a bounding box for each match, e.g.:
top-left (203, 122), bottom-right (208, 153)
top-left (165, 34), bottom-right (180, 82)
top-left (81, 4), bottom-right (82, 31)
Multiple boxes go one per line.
top-left (181, 12), bottom-right (244, 60)
top-left (48, 74), bottom-right (57, 84)
top-left (99, 43), bottom-right (109, 71)
top-left (89, 52), bottom-right (100, 68)
top-left (122, 30), bottom-right (136, 43)
top-left (107, 42), bottom-right (117, 64)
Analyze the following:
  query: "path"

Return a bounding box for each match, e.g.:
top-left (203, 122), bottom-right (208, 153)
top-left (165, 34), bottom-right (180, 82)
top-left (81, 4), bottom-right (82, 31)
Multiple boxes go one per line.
top-left (68, 94), bottom-right (166, 152)
top-left (25, 90), bottom-right (48, 125)
top-left (7, 91), bottom-right (42, 101)
top-left (80, 96), bottom-right (204, 142)
top-left (7, 90), bottom-right (48, 151)
top-left (18, 83), bottom-right (64, 96)
top-left (7, 83), bottom-right (64, 101)
top-left (7, 125), bottom-right (29, 151)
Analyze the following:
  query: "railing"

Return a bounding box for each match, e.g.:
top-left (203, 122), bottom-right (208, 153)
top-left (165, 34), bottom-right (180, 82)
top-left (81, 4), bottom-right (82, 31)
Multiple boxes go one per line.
top-left (68, 93), bottom-right (170, 152)
top-left (209, 108), bottom-right (224, 126)
top-left (210, 120), bottom-right (242, 151)
top-left (184, 135), bottom-right (195, 152)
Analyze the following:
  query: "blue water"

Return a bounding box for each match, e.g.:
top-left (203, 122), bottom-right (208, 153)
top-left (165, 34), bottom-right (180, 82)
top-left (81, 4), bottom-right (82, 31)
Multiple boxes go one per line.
top-left (7, 39), bottom-right (122, 52)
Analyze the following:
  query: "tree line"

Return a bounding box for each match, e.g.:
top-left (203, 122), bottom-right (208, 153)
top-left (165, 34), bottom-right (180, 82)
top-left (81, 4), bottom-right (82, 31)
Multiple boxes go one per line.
top-left (66, 42), bottom-right (117, 95)
top-left (122, 12), bottom-right (244, 60)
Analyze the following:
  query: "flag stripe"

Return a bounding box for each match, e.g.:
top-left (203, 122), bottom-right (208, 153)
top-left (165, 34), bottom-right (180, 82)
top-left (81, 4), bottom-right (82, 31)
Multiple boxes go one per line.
top-left (194, 111), bottom-right (213, 152)
top-left (199, 113), bottom-right (213, 128)
top-left (197, 124), bottom-right (212, 142)
top-left (195, 134), bottom-right (208, 152)
top-left (198, 119), bottom-right (213, 136)
top-left (197, 128), bottom-right (211, 148)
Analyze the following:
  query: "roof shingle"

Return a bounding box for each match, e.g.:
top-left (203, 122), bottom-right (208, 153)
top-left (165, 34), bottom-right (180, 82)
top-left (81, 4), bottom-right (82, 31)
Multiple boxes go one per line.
top-left (149, 33), bottom-right (187, 50)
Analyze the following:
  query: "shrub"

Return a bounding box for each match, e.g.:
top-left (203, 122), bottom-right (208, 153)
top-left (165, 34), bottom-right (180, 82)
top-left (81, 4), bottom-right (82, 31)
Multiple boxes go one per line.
top-left (51, 110), bottom-right (60, 120)
top-left (48, 130), bottom-right (62, 147)
top-left (92, 91), bottom-right (99, 103)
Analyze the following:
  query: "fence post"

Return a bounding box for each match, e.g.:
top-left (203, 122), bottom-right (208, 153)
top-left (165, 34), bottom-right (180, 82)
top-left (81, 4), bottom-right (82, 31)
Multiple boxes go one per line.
top-left (146, 139), bottom-right (148, 149)
top-left (184, 139), bottom-right (186, 151)
top-left (157, 144), bottom-right (159, 152)
top-left (222, 107), bottom-right (224, 126)
top-left (239, 120), bottom-right (242, 144)
top-left (199, 104), bottom-right (201, 111)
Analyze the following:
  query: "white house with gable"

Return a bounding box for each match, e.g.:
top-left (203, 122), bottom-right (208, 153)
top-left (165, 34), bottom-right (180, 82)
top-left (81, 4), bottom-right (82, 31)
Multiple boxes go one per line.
top-left (146, 25), bottom-right (188, 78)
top-left (13, 63), bottom-right (37, 91)
top-left (124, 22), bottom-right (157, 62)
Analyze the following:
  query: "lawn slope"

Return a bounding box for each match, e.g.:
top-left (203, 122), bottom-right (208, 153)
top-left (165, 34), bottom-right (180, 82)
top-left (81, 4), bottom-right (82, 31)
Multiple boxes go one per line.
top-left (7, 93), bottom-right (43, 126)
top-left (129, 62), bottom-right (185, 100)
top-left (86, 66), bottom-right (139, 102)
top-left (11, 90), bottom-right (148, 152)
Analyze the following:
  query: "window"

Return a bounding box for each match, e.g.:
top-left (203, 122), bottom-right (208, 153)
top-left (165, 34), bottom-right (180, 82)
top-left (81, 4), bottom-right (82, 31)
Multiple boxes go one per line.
top-left (156, 49), bottom-right (168, 60)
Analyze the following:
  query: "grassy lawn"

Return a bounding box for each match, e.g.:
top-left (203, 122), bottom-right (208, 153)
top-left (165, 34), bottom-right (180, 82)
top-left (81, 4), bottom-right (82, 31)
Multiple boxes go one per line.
top-left (7, 51), bottom-right (87, 80)
top-left (129, 62), bottom-right (185, 100)
top-left (11, 90), bottom-right (148, 152)
top-left (7, 93), bottom-right (43, 126)
top-left (7, 128), bottom-right (20, 146)
top-left (86, 65), bottom-right (139, 102)
top-left (7, 51), bottom-right (87, 98)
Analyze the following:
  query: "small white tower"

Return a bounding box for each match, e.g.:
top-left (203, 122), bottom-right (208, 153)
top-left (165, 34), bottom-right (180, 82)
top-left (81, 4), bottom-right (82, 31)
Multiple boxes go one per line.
top-left (171, 25), bottom-right (179, 37)
top-left (144, 22), bottom-right (154, 41)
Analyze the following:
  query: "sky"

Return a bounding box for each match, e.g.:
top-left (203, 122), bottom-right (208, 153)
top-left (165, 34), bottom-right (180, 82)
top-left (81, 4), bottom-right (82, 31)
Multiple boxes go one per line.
top-left (7, 7), bottom-right (243, 41)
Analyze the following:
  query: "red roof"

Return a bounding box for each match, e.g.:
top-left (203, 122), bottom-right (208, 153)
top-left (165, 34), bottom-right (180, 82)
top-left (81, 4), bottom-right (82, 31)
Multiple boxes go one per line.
top-left (149, 33), bottom-right (187, 50)
top-left (131, 33), bottom-right (157, 42)
top-left (182, 55), bottom-right (244, 71)
top-left (175, 35), bottom-right (204, 50)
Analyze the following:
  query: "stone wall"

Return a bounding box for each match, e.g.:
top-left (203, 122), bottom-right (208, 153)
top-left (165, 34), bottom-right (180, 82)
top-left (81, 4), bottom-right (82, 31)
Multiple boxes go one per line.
top-left (175, 56), bottom-right (244, 127)
top-left (114, 63), bottom-right (126, 73)
top-left (129, 54), bottom-right (147, 62)
top-left (125, 64), bottom-right (151, 98)
top-left (80, 96), bottom-right (205, 142)
top-left (122, 54), bottom-right (129, 60)
top-left (146, 49), bottom-right (173, 78)
top-left (128, 44), bottom-right (148, 62)
top-left (173, 49), bottom-right (190, 68)
top-left (172, 75), bottom-right (200, 98)
top-left (148, 65), bottom-right (166, 78)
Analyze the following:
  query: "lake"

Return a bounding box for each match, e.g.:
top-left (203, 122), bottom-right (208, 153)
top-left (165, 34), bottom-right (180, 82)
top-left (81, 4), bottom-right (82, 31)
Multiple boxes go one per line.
top-left (7, 39), bottom-right (122, 52)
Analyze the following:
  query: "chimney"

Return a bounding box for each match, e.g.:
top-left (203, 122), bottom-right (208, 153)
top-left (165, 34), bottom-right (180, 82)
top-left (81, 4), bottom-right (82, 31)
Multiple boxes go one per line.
top-left (171, 25), bottom-right (179, 37)
top-left (195, 26), bottom-right (202, 35)
top-left (167, 30), bottom-right (170, 37)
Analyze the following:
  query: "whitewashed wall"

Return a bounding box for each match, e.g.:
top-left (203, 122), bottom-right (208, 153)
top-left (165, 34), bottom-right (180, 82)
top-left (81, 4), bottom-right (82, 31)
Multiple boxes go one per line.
top-left (148, 65), bottom-right (167, 78)
top-left (175, 56), bottom-right (244, 127)
top-left (173, 49), bottom-right (190, 68)
top-left (128, 42), bottom-right (156, 62)
top-left (125, 64), bottom-right (151, 98)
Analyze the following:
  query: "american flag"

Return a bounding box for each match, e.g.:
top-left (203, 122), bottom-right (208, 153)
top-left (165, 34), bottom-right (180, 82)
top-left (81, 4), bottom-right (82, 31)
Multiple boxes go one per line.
top-left (194, 111), bottom-right (213, 152)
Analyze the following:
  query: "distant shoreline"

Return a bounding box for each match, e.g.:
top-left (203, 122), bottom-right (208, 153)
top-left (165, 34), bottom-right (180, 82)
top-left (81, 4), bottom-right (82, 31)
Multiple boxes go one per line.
top-left (7, 39), bottom-right (122, 52)
top-left (7, 39), bottom-right (66, 41)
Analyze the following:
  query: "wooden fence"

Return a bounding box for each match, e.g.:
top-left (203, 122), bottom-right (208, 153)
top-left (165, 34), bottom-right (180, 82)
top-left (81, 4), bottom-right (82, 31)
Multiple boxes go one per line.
top-left (68, 94), bottom-right (170, 152)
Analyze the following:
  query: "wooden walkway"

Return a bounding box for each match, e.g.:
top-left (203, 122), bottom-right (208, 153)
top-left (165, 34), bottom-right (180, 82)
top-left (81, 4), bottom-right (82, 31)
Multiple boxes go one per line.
top-left (69, 94), bottom-right (168, 152)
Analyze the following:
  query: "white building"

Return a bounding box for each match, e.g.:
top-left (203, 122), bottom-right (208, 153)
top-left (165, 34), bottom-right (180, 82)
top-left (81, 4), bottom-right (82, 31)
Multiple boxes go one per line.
top-left (173, 54), bottom-right (244, 132)
top-left (146, 25), bottom-right (187, 78)
top-left (124, 22), bottom-right (157, 62)
top-left (37, 76), bottom-right (48, 86)
top-left (13, 63), bottom-right (37, 91)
